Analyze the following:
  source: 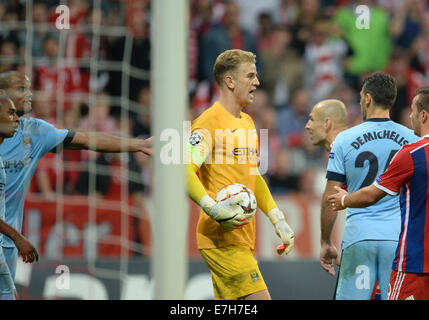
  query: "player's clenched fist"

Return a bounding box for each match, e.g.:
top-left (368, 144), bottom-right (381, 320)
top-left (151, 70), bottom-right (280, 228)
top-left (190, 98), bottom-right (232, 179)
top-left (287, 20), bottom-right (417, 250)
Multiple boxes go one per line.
top-left (268, 208), bottom-right (295, 255)
top-left (200, 194), bottom-right (249, 231)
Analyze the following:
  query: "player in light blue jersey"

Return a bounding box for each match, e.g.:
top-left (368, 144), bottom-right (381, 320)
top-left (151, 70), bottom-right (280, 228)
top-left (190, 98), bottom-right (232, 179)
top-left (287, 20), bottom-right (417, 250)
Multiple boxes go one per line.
top-left (322, 72), bottom-right (419, 300)
top-left (0, 71), bottom-right (152, 298)
top-left (0, 94), bottom-right (39, 300)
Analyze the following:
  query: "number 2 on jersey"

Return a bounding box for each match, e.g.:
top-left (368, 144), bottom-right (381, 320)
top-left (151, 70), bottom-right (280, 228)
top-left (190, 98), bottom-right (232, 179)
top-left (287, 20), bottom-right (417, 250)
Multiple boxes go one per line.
top-left (355, 149), bottom-right (398, 188)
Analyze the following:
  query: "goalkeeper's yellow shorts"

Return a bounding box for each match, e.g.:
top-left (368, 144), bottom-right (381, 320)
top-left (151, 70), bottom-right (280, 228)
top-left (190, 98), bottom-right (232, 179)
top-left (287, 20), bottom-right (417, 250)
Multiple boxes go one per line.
top-left (200, 245), bottom-right (267, 300)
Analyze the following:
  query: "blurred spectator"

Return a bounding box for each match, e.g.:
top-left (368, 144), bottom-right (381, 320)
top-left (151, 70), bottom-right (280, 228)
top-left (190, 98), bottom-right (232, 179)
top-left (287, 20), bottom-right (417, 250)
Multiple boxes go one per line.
top-left (106, 0), bottom-right (150, 104)
top-left (234, 0), bottom-right (278, 35)
top-left (334, 0), bottom-right (392, 89)
top-left (277, 89), bottom-right (311, 146)
top-left (17, 1), bottom-right (50, 58)
top-left (255, 12), bottom-right (275, 52)
top-left (304, 19), bottom-right (348, 104)
top-left (277, 0), bottom-right (299, 27)
top-left (132, 85), bottom-right (151, 138)
top-left (390, 0), bottom-right (424, 50)
top-left (331, 83), bottom-right (361, 127)
top-left (35, 35), bottom-right (83, 110)
top-left (289, 0), bottom-right (322, 55)
top-left (0, 40), bottom-right (18, 73)
top-left (267, 147), bottom-right (299, 194)
top-left (199, 1), bottom-right (257, 82)
top-left (408, 11), bottom-right (429, 96)
top-left (258, 105), bottom-right (282, 177)
top-left (0, 1), bottom-right (21, 48)
top-left (294, 168), bottom-right (321, 202)
top-left (388, 50), bottom-right (414, 123)
top-left (259, 27), bottom-right (303, 108)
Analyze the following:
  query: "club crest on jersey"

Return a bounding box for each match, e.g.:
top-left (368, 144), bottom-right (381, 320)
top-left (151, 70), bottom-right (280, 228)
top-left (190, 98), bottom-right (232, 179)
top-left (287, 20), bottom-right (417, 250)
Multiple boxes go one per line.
top-left (23, 135), bottom-right (32, 146)
top-left (189, 132), bottom-right (202, 146)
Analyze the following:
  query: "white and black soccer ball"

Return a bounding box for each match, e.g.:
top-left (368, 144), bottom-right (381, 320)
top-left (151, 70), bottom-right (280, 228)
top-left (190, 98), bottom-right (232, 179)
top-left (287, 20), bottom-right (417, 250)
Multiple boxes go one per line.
top-left (215, 183), bottom-right (258, 221)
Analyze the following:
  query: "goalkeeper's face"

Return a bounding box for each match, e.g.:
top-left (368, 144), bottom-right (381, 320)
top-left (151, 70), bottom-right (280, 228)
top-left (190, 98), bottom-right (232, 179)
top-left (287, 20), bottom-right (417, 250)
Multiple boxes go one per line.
top-left (232, 62), bottom-right (260, 107)
top-left (5, 73), bottom-right (32, 117)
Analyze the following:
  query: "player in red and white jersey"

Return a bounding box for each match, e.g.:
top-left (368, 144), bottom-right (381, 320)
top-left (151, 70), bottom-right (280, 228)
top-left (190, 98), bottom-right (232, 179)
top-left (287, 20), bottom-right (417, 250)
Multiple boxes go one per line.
top-left (328, 87), bottom-right (429, 300)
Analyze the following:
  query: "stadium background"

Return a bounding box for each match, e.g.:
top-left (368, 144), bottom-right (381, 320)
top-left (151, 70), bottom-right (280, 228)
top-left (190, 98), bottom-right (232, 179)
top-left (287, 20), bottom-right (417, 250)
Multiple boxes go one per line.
top-left (0, 0), bottom-right (424, 299)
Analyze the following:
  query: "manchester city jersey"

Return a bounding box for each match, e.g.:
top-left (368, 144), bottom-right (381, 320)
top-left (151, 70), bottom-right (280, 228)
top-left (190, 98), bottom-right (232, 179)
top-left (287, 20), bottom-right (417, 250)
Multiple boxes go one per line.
top-left (327, 118), bottom-right (419, 250)
top-left (0, 155), bottom-right (5, 243)
top-left (0, 117), bottom-right (68, 247)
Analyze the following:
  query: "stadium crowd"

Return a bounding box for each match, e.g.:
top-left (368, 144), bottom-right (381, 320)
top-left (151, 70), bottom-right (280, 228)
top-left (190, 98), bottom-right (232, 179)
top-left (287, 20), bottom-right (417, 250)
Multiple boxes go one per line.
top-left (0, 0), bottom-right (428, 251)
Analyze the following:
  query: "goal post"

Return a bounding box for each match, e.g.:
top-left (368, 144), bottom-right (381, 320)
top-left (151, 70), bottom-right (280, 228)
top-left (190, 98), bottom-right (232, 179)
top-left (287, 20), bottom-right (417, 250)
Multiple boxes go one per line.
top-left (151, 0), bottom-right (190, 299)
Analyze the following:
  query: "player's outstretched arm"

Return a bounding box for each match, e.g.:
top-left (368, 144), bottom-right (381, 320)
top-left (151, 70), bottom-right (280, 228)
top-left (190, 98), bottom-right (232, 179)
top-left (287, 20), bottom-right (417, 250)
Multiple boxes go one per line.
top-left (328, 185), bottom-right (387, 211)
top-left (254, 174), bottom-right (294, 255)
top-left (0, 219), bottom-right (39, 263)
top-left (65, 132), bottom-right (153, 156)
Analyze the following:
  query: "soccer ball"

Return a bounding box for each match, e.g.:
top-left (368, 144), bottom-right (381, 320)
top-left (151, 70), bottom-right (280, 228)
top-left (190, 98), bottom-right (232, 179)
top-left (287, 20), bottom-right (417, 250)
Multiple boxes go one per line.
top-left (215, 183), bottom-right (257, 221)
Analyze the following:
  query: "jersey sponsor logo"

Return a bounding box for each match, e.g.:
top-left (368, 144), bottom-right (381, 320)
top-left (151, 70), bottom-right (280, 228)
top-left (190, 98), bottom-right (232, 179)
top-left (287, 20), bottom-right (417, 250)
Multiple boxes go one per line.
top-left (2, 156), bottom-right (33, 173)
top-left (351, 130), bottom-right (409, 150)
top-left (329, 152), bottom-right (334, 159)
top-left (232, 147), bottom-right (258, 157)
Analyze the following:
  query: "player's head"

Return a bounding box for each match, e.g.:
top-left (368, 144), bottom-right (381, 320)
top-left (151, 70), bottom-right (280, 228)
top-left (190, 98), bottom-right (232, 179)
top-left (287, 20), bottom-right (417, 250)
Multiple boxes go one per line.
top-left (0, 71), bottom-right (32, 117)
top-left (305, 99), bottom-right (348, 148)
top-left (360, 72), bottom-right (397, 120)
top-left (213, 49), bottom-right (259, 106)
top-left (0, 93), bottom-right (19, 140)
top-left (411, 87), bottom-right (429, 136)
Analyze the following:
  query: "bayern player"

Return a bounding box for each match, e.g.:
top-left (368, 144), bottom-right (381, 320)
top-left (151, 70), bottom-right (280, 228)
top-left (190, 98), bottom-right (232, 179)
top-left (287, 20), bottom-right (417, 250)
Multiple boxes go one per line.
top-left (0, 94), bottom-right (38, 300)
top-left (0, 71), bottom-right (152, 299)
top-left (304, 99), bottom-right (348, 276)
top-left (186, 49), bottom-right (294, 300)
top-left (324, 72), bottom-right (418, 300)
top-left (329, 87), bottom-right (429, 300)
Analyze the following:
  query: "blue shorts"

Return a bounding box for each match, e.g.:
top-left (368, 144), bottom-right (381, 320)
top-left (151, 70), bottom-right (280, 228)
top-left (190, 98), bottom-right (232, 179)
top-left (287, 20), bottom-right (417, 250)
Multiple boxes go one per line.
top-left (0, 246), bottom-right (15, 299)
top-left (335, 240), bottom-right (397, 300)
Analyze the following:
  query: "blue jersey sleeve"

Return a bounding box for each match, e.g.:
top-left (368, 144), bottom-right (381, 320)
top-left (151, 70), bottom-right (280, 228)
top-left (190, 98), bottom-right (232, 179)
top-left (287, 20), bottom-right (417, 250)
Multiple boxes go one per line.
top-left (30, 118), bottom-right (69, 157)
top-left (326, 134), bottom-right (346, 182)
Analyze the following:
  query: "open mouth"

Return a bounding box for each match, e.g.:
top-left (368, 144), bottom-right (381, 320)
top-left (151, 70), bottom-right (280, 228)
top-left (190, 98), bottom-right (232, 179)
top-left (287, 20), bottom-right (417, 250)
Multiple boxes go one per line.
top-left (249, 89), bottom-right (256, 98)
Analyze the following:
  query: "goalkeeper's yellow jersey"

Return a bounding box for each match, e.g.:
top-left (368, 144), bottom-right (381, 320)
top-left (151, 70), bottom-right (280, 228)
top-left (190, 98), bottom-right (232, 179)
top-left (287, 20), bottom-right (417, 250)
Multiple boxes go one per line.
top-left (190, 101), bottom-right (259, 249)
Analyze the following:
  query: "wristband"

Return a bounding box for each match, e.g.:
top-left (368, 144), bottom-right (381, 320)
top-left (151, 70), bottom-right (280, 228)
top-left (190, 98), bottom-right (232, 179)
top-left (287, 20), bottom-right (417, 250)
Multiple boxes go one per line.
top-left (341, 194), bottom-right (346, 209)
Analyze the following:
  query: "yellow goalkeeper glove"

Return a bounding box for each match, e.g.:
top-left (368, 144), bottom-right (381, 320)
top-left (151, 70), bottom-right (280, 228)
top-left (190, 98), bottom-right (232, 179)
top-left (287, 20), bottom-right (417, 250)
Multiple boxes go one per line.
top-left (199, 194), bottom-right (249, 231)
top-left (268, 207), bottom-right (295, 255)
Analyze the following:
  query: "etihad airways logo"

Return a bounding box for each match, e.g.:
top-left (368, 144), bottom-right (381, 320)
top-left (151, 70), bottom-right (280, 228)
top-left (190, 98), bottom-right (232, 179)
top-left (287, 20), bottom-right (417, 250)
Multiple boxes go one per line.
top-left (2, 156), bottom-right (33, 172)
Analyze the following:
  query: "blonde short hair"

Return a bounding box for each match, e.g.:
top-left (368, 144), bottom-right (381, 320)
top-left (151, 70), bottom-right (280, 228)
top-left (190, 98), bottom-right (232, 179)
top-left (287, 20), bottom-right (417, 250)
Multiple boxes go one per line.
top-left (213, 49), bottom-right (256, 86)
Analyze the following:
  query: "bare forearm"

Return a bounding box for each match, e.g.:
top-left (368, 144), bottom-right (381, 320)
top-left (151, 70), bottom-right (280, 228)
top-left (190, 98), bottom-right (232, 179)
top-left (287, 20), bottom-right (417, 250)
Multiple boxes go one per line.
top-left (0, 219), bottom-right (21, 242)
top-left (321, 193), bottom-right (337, 244)
top-left (343, 186), bottom-right (385, 208)
top-left (68, 132), bottom-right (148, 153)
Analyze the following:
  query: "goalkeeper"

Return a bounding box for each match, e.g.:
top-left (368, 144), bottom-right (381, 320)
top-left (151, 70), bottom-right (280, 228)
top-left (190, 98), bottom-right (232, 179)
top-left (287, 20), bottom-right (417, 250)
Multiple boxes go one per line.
top-left (186, 49), bottom-right (294, 300)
